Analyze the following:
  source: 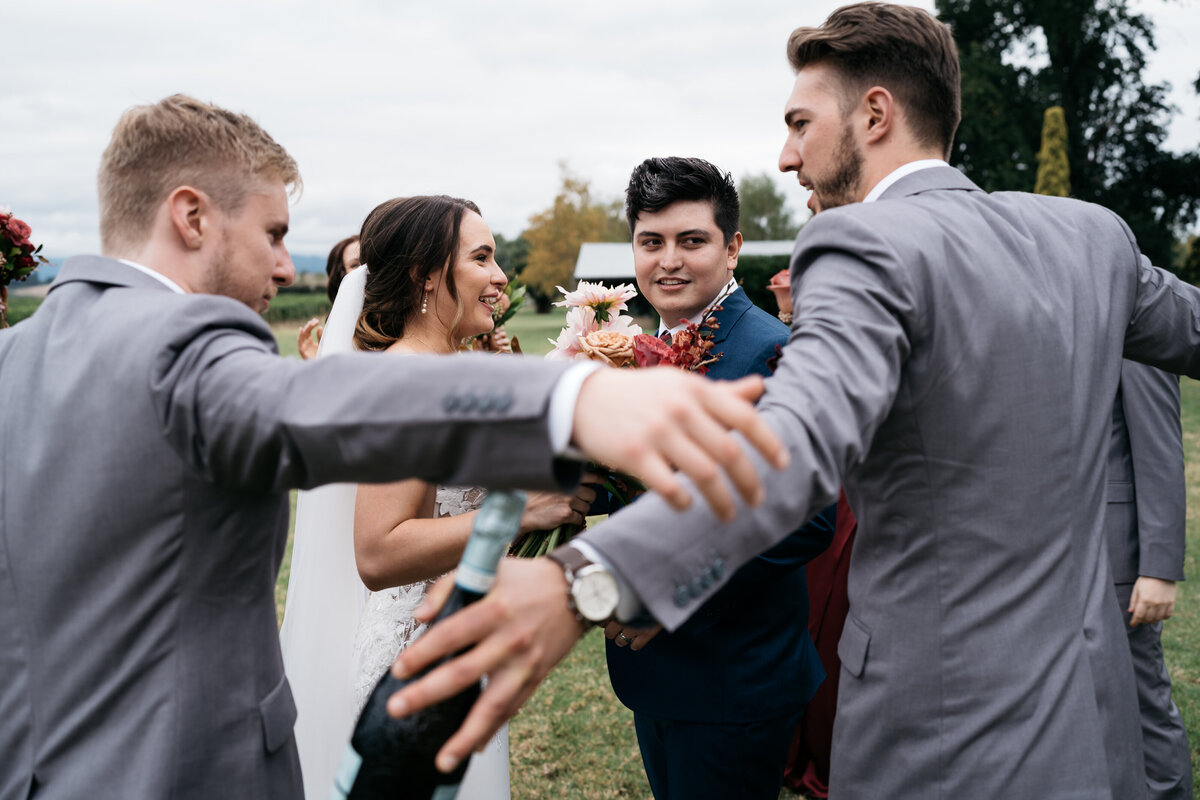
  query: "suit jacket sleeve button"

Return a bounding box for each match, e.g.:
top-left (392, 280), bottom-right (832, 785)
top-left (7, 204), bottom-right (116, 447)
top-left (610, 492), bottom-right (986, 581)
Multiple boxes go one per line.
top-left (443, 394), bottom-right (459, 412)
top-left (496, 391), bottom-right (514, 412)
top-left (689, 576), bottom-right (705, 598)
top-left (459, 393), bottom-right (477, 412)
top-left (712, 558), bottom-right (725, 580)
top-left (673, 585), bottom-right (691, 608)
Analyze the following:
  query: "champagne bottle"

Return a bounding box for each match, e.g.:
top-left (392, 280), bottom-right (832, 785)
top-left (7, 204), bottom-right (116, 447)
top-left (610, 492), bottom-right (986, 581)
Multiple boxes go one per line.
top-left (330, 490), bottom-right (527, 800)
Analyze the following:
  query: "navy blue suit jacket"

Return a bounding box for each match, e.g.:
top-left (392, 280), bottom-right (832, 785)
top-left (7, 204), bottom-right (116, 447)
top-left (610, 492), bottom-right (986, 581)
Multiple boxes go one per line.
top-left (605, 288), bottom-right (835, 723)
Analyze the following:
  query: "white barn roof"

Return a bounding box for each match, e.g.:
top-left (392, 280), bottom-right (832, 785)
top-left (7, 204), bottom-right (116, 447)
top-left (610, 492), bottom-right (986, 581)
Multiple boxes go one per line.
top-left (574, 240), bottom-right (797, 281)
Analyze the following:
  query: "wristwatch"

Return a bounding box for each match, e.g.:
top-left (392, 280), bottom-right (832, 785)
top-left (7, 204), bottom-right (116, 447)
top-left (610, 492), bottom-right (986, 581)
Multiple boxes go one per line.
top-left (547, 546), bottom-right (620, 625)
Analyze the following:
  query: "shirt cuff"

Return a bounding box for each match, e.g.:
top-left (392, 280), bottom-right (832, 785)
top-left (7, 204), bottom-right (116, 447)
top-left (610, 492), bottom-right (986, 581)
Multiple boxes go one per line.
top-left (570, 540), bottom-right (650, 624)
top-left (548, 362), bottom-right (602, 457)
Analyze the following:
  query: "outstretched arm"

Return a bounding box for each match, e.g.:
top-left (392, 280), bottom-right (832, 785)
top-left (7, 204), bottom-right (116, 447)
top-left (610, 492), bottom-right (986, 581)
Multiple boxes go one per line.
top-left (386, 210), bottom-right (919, 771)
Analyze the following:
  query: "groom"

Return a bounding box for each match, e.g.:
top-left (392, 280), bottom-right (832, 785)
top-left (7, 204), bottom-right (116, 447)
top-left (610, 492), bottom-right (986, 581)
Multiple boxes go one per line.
top-left (0, 94), bottom-right (785, 800)
top-left (392, 4), bottom-right (1200, 798)
top-left (601, 157), bottom-right (836, 800)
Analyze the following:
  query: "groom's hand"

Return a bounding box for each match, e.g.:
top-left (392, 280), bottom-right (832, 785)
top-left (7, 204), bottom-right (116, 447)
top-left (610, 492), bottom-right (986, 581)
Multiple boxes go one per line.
top-left (387, 558), bottom-right (583, 773)
top-left (572, 369), bottom-right (787, 521)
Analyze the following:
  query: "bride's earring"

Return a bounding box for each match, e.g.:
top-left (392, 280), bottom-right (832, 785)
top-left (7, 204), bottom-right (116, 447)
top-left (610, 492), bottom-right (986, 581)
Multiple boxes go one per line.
top-left (421, 292), bottom-right (428, 314)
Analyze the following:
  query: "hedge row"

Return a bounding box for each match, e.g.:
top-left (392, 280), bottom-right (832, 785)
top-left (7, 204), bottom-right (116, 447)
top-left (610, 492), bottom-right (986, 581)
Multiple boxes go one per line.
top-left (4, 263), bottom-right (788, 328)
top-left (3, 287), bottom-right (332, 327)
top-left (262, 289), bottom-right (331, 324)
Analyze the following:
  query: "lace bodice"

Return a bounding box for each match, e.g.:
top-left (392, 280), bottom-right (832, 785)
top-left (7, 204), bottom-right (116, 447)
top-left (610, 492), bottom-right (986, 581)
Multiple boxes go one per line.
top-left (350, 486), bottom-right (486, 712)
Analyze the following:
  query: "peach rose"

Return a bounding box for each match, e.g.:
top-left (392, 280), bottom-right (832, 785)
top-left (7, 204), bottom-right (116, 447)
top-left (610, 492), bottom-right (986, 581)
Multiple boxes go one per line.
top-left (578, 330), bottom-right (635, 367)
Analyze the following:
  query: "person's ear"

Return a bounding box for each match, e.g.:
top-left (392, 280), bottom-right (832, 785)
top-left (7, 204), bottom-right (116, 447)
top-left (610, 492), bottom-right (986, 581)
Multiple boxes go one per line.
top-left (863, 86), bottom-right (895, 144)
top-left (166, 186), bottom-right (209, 250)
top-left (726, 231), bottom-right (743, 272)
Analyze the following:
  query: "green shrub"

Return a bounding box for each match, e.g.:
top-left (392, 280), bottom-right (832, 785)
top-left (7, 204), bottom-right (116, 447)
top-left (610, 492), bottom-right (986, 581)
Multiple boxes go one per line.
top-left (737, 254), bottom-right (791, 314)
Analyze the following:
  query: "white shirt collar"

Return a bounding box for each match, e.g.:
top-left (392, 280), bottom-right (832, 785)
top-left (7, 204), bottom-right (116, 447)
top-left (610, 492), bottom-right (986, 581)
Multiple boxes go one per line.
top-left (863, 159), bottom-right (949, 203)
top-left (118, 259), bottom-right (186, 294)
top-left (657, 277), bottom-right (740, 336)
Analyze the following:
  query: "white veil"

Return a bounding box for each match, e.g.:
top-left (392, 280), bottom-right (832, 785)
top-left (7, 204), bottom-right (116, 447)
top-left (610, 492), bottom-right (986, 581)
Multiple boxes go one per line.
top-left (279, 264), bottom-right (370, 800)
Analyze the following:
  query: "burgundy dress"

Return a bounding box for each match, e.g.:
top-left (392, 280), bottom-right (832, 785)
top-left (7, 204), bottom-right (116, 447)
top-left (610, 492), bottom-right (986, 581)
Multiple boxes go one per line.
top-left (785, 491), bottom-right (857, 799)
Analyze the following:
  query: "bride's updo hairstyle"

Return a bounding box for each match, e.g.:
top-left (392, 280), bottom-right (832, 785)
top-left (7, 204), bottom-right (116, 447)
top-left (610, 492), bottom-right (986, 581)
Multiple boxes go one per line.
top-left (354, 195), bottom-right (482, 352)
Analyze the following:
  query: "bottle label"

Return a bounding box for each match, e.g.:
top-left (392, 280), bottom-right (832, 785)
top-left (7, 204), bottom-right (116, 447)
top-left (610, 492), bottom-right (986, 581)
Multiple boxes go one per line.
top-left (455, 562), bottom-right (496, 595)
top-left (455, 491), bottom-right (525, 595)
top-left (328, 744), bottom-right (363, 799)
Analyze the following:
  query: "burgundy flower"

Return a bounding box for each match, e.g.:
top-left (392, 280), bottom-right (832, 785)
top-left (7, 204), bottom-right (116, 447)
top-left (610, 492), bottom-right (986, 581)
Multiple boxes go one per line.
top-left (5, 216), bottom-right (32, 241)
top-left (633, 333), bottom-right (672, 368)
top-left (16, 254), bottom-right (35, 269)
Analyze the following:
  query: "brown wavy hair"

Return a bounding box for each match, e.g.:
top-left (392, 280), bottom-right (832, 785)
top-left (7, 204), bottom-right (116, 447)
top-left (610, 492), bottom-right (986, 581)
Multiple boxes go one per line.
top-left (353, 196), bottom-right (481, 352)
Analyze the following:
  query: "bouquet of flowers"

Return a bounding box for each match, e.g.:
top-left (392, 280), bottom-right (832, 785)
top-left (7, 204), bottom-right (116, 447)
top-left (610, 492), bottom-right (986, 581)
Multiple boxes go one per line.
top-left (509, 280), bottom-right (725, 557)
top-left (766, 268), bottom-right (792, 324)
top-left (546, 279), bottom-right (724, 372)
top-left (1, 212), bottom-right (48, 287)
top-left (0, 211), bottom-right (50, 329)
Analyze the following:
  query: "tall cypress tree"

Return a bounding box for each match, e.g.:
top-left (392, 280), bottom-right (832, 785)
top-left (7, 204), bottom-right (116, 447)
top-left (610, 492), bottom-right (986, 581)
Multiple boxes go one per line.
top-left (1035, 107), bottom-right (1071, 197)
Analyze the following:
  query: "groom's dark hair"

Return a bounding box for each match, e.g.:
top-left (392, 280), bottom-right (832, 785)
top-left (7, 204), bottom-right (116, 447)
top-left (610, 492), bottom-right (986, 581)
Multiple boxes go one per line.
top-left (787, 2), bottom-right (961, 157)
top-left (625, 157), bottom-right (740, 244)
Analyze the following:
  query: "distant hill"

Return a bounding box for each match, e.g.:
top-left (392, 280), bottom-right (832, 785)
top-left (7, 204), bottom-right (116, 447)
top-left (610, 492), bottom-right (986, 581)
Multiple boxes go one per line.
top-left (292, 254), bottom-right (327, 274)
top-left (18, 252), bottom-right (330, 286)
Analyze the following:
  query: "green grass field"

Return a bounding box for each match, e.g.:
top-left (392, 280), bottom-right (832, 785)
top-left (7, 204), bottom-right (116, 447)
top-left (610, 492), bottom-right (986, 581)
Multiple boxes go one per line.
top-left (271, 311), bottom-right (1200, 799)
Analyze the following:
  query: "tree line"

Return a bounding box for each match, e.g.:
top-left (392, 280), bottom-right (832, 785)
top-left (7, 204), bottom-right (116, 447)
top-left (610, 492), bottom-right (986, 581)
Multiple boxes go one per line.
top-left (504, 0), bottom-right (1199, 309)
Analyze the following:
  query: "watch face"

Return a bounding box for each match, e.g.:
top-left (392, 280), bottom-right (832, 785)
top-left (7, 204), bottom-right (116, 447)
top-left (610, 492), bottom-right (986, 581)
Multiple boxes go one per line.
top-left (572, 565), bottom-right (620, 621)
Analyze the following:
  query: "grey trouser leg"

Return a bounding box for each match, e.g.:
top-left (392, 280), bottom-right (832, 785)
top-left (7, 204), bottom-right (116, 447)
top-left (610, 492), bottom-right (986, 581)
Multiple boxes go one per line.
top-left (1117, 582), bottom-right (1195, 800)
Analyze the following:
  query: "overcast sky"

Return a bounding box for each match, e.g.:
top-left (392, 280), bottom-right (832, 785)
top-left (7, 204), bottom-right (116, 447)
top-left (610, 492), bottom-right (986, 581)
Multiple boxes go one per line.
top-left (6, 0), bottom-right (1198, 260)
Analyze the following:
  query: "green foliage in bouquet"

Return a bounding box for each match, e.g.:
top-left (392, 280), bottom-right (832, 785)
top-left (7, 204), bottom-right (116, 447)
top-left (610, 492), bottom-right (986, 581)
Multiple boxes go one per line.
top-left (494, 281), bottom-right (526, 329)
top-left (508, 469), bottom-right (645, 559)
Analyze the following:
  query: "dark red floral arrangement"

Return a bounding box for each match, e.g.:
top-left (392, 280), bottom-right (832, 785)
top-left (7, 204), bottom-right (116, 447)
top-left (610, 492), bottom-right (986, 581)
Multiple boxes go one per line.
top-left (1, 212), bottom-right (49, 287)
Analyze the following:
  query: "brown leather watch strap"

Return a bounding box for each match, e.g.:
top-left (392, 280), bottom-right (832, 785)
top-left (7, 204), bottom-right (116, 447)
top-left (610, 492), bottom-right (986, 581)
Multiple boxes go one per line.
top-left (547, 545), bottom-right (590, 576)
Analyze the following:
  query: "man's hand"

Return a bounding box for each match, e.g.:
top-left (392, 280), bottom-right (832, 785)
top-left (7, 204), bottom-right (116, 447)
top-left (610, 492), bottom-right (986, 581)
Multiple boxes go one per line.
top-left (387, 558), bottom-right (586, 773)
top-left (572, 369), bottom-right (787, 521)
top-left (604, 620), bottom-right (662, 651)
top-left (297, 318), bottom-right (322, 360)
top-left (1128, 576), bottom-right (1177, 627)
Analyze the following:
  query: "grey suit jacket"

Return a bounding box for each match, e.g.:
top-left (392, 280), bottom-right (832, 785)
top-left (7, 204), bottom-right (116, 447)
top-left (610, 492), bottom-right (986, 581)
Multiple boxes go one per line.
top-left (579, 167), bottom-right (1200, 798)
top-left (1106, 361), bottom-right (1185, 585)
top-left (0, 256), bottom-right (577, 800)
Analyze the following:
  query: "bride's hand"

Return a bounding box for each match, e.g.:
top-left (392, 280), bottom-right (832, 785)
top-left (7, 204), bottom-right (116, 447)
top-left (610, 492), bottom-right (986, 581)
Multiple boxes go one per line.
top-left (519, 481), bottom-right (597, 533)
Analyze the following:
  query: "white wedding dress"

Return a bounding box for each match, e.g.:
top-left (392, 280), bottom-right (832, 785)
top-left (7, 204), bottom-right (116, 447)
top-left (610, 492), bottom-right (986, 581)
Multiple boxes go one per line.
top-left (350, 485), bottom-right (510, 799)
top-left (279, 266), bottom-right (509, 800)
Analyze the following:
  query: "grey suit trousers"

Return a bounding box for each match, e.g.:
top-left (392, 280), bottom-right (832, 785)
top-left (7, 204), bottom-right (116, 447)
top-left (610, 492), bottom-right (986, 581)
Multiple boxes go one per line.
top-left (1116, 581), bottom-right (1194, 799)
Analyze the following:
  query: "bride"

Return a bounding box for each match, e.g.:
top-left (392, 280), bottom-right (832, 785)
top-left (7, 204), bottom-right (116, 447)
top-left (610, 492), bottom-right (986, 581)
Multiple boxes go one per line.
top-left (280, 195), bottom-right (594, 799)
